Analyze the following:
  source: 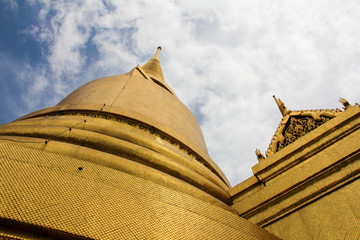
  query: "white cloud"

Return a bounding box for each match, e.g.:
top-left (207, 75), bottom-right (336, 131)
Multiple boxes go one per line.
top-left (13, 0), bottom-right (360, 186)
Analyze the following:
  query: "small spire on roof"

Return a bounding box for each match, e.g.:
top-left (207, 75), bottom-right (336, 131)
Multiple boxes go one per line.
top-left (142, 47), bottom-right (165, 83)
top-left (339, 98), bottom-right (351, 110)
top-left (255, 149), bottom-right (265, 162)
top-left (273, 95), bottom-right (291, 117)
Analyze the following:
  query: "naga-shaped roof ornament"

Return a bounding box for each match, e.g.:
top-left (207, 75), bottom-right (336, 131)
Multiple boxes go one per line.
top-left (273, 95), bottom-right (292, 116)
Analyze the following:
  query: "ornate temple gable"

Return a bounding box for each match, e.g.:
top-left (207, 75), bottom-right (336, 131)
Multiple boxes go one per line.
top-left (265, 108), bottom-right (342, 158)
top-left (258, 97), bottom-right (358, 160)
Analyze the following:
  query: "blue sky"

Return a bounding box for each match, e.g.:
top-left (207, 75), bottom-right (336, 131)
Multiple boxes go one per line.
top-left (0, 2), bottom-right (39, 123)
top-left (1, 0), bottom-right (360, 186)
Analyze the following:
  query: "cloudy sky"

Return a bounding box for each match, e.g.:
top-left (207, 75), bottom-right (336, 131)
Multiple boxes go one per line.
top-left (1, 0), bottom-right (359, 186)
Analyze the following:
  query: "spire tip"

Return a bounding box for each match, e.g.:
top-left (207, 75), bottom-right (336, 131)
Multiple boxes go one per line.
top-left (141, 46), bottom-right (165, 83)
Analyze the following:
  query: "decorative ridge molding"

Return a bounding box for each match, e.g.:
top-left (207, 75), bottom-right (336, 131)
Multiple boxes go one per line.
top-left (231, 107), bottom-right (360, 227)
top-left (242, 151), bottom-right (360, 227)
top-left (253, 106), bottom-right (360, 183)
top-left (20, 109), bottom-right (225, 184)
top-left (263, 98), bottom-right (359, 159)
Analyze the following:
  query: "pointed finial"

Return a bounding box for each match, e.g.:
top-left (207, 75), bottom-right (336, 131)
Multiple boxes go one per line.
top-left (255, 149), bottom-right (265, 162)
top-left (339, 98), bottom-right (351, 110)
top-left (273, 95), bottom-right (291, 117)
top-left (142, 47), bottom-right (165, 83)
top-left (152, 46), bottom-right (161, 61)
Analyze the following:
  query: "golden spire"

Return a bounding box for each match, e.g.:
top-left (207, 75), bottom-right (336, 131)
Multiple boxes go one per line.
top-left (273, 95), bottom-right (291, 116)
top-left (142, 46), bottom-right (165, 83)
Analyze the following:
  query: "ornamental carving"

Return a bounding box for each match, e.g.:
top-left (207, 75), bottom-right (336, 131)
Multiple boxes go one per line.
top-left (262, 97), bottom-right (350, 159)
top-left (277, 116), bottom-right (331, 151)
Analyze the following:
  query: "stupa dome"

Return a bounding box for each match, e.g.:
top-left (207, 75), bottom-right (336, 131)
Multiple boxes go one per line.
top-left (14, 47), bottom-right (230, 196)
top-left (0, 47), bottom-right (279, 239)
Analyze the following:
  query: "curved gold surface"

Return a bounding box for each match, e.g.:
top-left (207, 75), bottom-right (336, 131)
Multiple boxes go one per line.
top-left (16, 67), bottom-right (230, 186)
top-left (0, 141), bottom-right (279, 239)
top-left (0, 120), bottom-right (230, 203)
top-left (7, 116), bottom-right (229, 191)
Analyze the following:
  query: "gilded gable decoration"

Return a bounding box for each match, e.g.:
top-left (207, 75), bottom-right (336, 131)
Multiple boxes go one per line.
top-left (264, 97), bottom-right (346, 158)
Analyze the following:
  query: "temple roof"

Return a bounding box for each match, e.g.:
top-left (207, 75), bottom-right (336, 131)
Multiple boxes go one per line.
top-left (262, 97), bottom-right (346, 159)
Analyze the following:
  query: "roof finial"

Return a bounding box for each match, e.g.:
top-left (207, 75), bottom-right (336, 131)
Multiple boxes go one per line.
top-left (339, 98), bottom-right (351, 110)
top-left (273, 95), bottom-right (291, 117)
top-left (142, 47), bottom-right (165, 83)
top-left (255, 149), bottom-right (265, 162)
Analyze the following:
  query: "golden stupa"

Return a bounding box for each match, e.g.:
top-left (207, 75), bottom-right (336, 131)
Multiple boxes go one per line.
top-left (0, 48), bottom-right (278, 239)
top-left (1, 47), bottom-right (360, 240)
